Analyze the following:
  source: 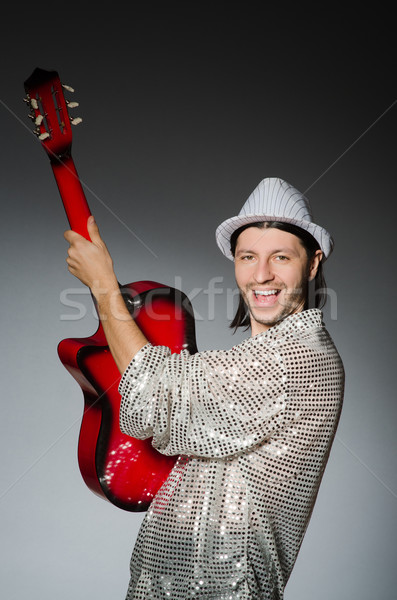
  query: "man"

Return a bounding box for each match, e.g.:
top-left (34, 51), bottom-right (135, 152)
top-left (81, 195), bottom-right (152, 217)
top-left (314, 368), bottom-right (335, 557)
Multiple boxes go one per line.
top-left (65, 177), bottom-right (344, 599)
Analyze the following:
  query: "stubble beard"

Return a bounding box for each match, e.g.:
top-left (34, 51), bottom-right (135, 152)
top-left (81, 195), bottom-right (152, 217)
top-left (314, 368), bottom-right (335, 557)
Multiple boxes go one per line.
top-left (242, 283), bottom-right (307, 330)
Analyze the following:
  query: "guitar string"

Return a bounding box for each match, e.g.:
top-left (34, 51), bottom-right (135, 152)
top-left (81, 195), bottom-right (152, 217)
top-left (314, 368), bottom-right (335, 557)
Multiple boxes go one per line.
top-left (229, 96), bottom-right (397, 501)
top-left (1, 419), bottom-right (395, 502)
top-left (0, 373), bottom-right (123, 503)
top-left (1, 97), bottom-right (396, 502)
top-left (303, 98), bottom-right (397, 195)
top-left (241, 96), bottom-right (396, 258)
top-left (0, 97), bottom-right (158, 258)
top-left (3, 95), bottom-right (396, 258)
top-left (334, 434), bottom-right (397, 499)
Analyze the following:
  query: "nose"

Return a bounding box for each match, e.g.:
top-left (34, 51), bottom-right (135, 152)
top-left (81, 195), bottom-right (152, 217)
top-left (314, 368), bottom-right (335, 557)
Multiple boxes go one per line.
top-left (253, 258), bottom-right (274, 283)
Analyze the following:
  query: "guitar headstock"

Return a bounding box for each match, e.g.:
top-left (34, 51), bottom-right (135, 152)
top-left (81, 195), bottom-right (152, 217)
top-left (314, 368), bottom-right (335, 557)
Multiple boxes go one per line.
top-left (23, 67), bottom-right (82, 160)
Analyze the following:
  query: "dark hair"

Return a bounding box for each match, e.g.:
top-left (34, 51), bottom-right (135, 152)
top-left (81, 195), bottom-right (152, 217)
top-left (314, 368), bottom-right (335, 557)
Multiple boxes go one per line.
top-left (230, 221), bottom-right (327, 331)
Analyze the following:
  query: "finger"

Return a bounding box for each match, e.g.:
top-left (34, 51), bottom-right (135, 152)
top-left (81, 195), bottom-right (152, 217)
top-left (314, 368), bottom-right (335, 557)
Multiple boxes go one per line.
top-left (87, 216), bottom-right (102, 244)
top-left (64, 229), bottom-right (86, 244)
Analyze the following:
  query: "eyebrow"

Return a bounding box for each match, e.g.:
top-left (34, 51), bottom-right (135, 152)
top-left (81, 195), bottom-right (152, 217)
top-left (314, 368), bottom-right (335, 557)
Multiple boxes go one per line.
top-left (235, 247), bottom-right (300, 257)
top-left (235, 248), bottom-right (254, 256)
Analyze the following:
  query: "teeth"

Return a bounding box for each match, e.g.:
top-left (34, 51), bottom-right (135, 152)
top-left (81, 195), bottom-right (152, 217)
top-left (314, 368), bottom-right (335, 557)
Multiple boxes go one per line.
top-left (254, 290), bottom-right (278, 296)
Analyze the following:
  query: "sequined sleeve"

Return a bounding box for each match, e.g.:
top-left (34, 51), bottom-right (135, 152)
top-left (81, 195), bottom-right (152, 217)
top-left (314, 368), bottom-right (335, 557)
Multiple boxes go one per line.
top-left (118, 329), bottom-right (332, 459)
top-left (118, 311), bottom-right (344, 599)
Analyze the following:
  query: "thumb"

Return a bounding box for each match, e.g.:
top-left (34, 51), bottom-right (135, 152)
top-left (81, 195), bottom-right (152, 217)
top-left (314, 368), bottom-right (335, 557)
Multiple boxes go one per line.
top-left (87, 215), bottom-right (102, 243)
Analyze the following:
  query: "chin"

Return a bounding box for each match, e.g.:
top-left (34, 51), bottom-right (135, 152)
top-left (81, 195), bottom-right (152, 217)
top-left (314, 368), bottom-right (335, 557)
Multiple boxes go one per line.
top-left (250, 304), bottom-right (301, 330)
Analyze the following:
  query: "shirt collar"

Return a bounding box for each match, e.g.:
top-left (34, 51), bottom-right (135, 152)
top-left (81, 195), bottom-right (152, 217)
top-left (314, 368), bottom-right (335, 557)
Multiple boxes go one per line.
top-left (248, 308), bottom-right (324, 344)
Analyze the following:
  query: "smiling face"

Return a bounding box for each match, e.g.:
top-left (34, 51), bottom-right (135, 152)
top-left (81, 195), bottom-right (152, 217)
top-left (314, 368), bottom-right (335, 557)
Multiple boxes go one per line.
top-left (234, 226), bottom-right (322, 336)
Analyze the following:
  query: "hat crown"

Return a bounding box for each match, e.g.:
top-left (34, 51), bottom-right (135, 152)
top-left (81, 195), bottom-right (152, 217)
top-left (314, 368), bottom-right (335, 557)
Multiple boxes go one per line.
top-left (215, 176), bottom-right (334, 261)
top-left (239, 177), bottom-right (313, 222)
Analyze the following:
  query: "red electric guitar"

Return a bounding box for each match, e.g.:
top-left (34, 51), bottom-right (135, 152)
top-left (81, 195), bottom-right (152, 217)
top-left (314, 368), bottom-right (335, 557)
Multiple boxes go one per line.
top-left (24, 68), bottom-right (198, 511)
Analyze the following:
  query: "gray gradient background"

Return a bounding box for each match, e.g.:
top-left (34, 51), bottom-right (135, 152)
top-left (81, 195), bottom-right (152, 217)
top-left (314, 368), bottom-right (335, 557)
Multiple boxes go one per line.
top-left (1, 5), bottom-right (396, 599)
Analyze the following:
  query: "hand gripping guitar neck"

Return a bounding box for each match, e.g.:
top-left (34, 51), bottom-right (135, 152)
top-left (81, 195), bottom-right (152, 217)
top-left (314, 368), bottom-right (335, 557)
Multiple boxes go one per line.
top-left (24, 68), bottom-right (198, 511)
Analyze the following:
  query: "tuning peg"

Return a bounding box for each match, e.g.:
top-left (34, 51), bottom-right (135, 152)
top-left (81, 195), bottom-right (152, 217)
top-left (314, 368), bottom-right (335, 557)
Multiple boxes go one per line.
top-left (33, 128), bottom-right (50, 140)
top-left (66, 101), bottom-right (79, 108)
top-left (70, 117), bottom-right (82, 125)
top-left (30, 98), bottom-right (39, 110)
top-left (35, 114), bottom-right (44, 126)
top-left (62, 83), bottom-right (74, 93)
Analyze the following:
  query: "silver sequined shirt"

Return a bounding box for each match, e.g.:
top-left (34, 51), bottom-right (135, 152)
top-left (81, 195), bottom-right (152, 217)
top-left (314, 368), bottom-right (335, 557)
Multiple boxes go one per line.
top-left (119, 309), bottom-right (344, 599)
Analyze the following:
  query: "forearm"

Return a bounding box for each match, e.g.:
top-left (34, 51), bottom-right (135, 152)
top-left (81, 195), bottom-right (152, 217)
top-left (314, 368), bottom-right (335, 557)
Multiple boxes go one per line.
top-left (92, 277), bottom-right (149, 374)
top-left (64, 216), bottom-right (149, 373)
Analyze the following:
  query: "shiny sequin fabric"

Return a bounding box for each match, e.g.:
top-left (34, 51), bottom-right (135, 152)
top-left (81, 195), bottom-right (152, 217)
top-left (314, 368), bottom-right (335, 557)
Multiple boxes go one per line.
top-left (119, 309), bottom-right (344, 599)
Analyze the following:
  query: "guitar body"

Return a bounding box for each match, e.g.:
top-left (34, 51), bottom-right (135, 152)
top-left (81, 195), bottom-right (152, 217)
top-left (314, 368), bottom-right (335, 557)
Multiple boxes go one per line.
top-left (24, 68), bottom-right (198, 511)
top-left (59, 280), bottom-right (197, 511)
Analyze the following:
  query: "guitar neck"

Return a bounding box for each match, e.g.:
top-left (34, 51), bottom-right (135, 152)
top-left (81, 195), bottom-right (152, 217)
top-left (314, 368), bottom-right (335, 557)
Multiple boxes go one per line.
top-left (23, 67), bottom-right (91, 240)
top-left (51, 154), bottom-right (92, 240)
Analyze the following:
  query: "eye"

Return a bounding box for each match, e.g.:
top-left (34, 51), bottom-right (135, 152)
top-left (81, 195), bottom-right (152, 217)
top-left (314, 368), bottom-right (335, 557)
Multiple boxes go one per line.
top-left (274, 255), bottom-right (289, 261)
top-left (241, 254), bottom-right (255, 261)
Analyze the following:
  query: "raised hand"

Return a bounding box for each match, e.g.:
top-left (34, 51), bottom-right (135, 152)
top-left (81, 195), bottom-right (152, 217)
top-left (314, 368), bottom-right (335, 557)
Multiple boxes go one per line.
top-left (64, 216), bottom-right (119, 298)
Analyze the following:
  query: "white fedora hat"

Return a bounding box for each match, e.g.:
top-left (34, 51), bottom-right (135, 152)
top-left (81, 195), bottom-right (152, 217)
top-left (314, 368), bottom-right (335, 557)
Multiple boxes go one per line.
top-left (215, 177), bottom-right (334, 261)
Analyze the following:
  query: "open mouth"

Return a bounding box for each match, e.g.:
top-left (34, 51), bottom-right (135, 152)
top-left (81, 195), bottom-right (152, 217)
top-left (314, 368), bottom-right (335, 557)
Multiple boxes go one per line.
top-left (252, 289), bottom-right (281, 305)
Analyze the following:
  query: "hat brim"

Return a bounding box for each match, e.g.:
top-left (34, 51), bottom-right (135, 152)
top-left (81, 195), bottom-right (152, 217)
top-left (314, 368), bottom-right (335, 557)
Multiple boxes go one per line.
top-left (215, 214), bottom-right (334, 261)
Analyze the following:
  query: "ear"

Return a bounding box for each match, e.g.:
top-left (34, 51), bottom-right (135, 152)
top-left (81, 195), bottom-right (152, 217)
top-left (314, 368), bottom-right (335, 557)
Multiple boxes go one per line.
top-left (308, 249), bottom-right (323, 281)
